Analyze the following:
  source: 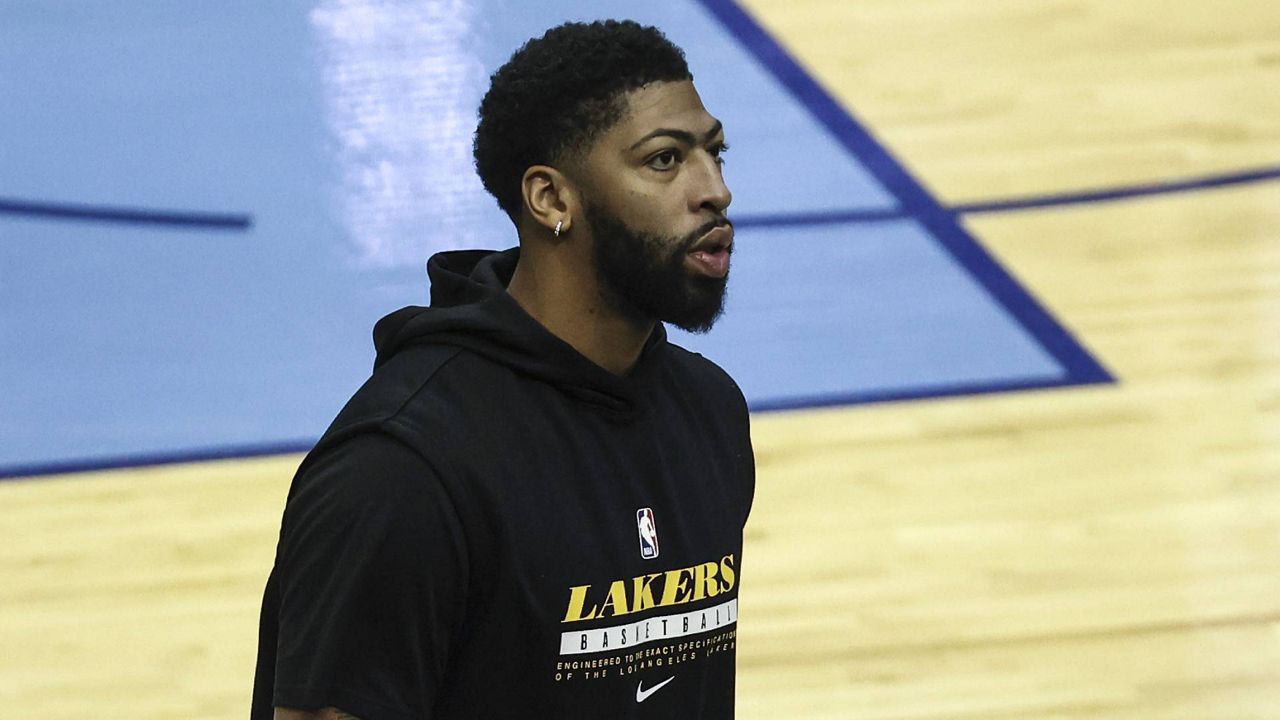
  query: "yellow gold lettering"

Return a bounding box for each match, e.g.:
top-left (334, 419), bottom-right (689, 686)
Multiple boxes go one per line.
top-left (598, 580), bottom-right (630, 618)
top-left (632, 573), bottom-right (661, 612)
top-left (563, 584), bottom-right (598, 623)
top-left (567, 553), bottom-right (737, 622)
top-left (719, 554), bottom-right (736, 592)
top-left (659, 567), bottom-right (692, 606)
top-left (695, 561), bottom-right (721, 600)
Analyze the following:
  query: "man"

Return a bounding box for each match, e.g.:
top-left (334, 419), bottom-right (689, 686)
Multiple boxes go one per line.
top-left (253, 19), bottom-right (754, 719)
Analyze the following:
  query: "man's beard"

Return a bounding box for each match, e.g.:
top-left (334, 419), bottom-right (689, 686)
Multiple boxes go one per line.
top-left (587, 201), bottom-right (730, 334)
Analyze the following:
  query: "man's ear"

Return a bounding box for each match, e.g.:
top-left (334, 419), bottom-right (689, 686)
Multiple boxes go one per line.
top-left (521, 165), bottom-right (579, 238)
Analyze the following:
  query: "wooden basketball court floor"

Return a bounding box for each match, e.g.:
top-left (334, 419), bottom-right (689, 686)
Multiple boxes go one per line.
top-left (3, 0), bottom-right (1278, 717)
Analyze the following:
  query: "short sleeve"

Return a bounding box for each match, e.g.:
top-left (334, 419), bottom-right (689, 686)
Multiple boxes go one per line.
top-left (260, 432), bottom-right (468, 719)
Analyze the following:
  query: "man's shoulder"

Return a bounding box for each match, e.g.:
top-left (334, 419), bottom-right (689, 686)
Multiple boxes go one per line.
top-left (338, 343), bottom-right (463, 419)
top-left (320, 342), bottom-right (511, 448)
top-left (662, 341), bottom-right (741, 389)
top-left (660, 341), bottom-right (748, 411)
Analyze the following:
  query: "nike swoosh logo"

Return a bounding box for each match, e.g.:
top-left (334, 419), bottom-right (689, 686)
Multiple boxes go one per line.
top-left (636, 675), bottom-right (675, 703)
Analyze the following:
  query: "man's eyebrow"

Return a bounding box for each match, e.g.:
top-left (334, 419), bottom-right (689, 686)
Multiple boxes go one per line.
top-left (628, 119), bottom-right (724, 150)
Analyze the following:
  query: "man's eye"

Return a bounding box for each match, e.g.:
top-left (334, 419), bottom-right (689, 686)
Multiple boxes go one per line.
top-left (712, 143), bottom-right (730, 165)
top-left (648, 150), bottom-right (678, 171)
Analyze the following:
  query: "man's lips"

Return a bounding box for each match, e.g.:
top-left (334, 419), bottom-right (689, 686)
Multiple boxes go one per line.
top-left (687, 224), bottom-right (733, 278)
top-left (689, 224), bottom-right (733, 254)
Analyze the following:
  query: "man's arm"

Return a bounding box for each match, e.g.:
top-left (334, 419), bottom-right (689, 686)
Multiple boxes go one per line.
top-left (259, 432), bottom-right (469, 718)
top-left (275, 708), bottom-right (362, 720)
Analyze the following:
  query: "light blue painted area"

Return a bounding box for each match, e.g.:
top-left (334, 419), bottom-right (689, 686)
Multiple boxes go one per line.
top-left (668, 221), bottom-right (1064, 404)
top-left (1, 0), bottom-right (1064, 472)
top-left (0, 2), bottom-right (329, 214)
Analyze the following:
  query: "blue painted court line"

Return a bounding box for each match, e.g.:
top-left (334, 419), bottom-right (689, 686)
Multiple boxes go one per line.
top-left (7, 157), bottom-right (1276, 232)
top-left (952, 164), bottom-right (1280, 214)
top-left (732, 207), bottom-right (906, 228)
top-left (697, 0), bottom-right (1113, 389)
top-left (731, 163), bottom-right (1280, 228)
top-left (750, 375), bottom-right (1092, 413)
top-left (0, 439), bottom-right (315, 482)
top-left (0, 197), bottom-right (253, 230)
top-left (7, 157), bottom-right (1274, 233)
top-left (0, 372), bottom-right (1096, 481)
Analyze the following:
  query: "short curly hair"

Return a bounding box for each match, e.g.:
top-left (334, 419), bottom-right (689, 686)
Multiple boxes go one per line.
top-left (473, 20), bottom-right (692, 221)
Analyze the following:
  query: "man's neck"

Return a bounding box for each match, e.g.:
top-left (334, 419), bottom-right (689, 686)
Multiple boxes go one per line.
top-left (506, 254), bottom-right (655, 376)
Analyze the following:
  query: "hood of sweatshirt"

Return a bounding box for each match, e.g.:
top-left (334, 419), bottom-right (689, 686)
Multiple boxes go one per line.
top-left (371, 248), bottom-right (667, 419)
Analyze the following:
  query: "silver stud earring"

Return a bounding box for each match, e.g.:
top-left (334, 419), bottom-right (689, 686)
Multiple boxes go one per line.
top-left (554, 220), bottom-right (563, 237)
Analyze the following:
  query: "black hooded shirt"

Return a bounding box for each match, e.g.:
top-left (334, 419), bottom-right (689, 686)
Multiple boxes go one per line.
top-left (252, 248), bottom-right (755, 719)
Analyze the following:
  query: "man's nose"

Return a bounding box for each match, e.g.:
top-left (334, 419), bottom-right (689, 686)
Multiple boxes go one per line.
top-left (693, 154), bottom-right (732, 215)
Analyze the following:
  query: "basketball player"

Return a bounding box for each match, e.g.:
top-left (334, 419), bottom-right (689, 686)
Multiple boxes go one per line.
top-left (252, 20), bottom-right (754, 719)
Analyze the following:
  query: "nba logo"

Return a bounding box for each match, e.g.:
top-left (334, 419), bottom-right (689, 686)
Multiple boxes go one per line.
top-left (636, 507), bottom-right (659, 560)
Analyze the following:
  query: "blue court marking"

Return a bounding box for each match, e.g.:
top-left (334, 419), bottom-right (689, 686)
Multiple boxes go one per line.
top-left (697, 0), bottom-right (1112, 395)
top-left (951, 164), bottom-right (1280, 214)
top-left (734, 208), bottom-right (908, 228)
top-left (753, 374), bottom-right (1091, 414)
top-left (729, 163), bottom-right (1280, 228)
top-left (5, 159), bottom-right (1275, 232)
top-left (0, 197), bottom-right (252, 229)
top-left (0, 440), bottom-right (314, 482)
